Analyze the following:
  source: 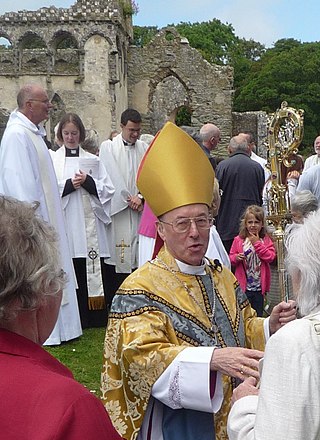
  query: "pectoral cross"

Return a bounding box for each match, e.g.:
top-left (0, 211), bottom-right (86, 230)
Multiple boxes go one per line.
top-left (88, 248), bottom-right (98, 273)
top-left (116, 239), bottom-right (130, 263)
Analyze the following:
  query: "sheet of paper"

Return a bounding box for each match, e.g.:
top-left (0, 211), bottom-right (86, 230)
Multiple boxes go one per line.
top-left (64, 158), bottom-right (80, 179)
top-left (79, 158), bottom-right (99, 179)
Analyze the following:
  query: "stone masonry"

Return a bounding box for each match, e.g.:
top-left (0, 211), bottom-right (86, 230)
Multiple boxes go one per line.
top-left (0, 0), bottom-right (263, 154)
top-left (128, 27), bottom-right (234, 156)
top-left (0, 0), bottom-right (132, 143)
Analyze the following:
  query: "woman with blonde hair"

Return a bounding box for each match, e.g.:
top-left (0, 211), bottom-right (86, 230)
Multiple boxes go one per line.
top-left (229, 205), bottom-right (276, 316)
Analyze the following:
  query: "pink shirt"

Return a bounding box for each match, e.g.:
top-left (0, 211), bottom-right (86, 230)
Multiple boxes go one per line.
top-left (229, 235), bottom-right (276, 295)
top-left (138, 202), bottom-right (157, 238)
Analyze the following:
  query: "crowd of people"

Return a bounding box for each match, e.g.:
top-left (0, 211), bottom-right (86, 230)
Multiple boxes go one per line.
top-left (0, 82), bottom-right (319, 439)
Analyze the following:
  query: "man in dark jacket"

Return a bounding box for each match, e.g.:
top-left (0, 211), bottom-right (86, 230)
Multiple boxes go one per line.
top-left (216, 134), bottom-right (265, 254)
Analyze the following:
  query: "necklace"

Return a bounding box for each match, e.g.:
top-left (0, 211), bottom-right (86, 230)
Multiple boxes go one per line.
top-left (154, 256), bottom-right (218, 333)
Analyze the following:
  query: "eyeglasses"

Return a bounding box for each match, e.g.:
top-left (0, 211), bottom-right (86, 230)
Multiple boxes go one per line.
top-left (28, 99), bottom-right (51, 104)
top-left (160, 216), bottom-right (213, 233)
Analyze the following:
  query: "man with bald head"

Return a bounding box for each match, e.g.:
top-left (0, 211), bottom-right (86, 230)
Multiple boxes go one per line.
top-left (0, 83), bottom-right (82, 345)
top-left (199, 123), bottom-right (221, 170)
top-left (216, 134), bottom-right (265, 254)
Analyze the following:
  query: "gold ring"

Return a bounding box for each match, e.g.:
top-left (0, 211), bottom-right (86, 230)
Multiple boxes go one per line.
top-left (240, 366), bottom-right (245, 375)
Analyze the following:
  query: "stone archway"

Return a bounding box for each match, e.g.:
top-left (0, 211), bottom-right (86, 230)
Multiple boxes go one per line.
top-left (51, 31), bottom-right (80, 75)
top-left (48, 93), bottom-right (66, 144)
top-left (18, 32), bottom-right (48, 73)
top-left (151, 75), bottom-right (189, 132)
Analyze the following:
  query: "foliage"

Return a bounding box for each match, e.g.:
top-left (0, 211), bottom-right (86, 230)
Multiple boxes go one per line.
top-left (132, 18), bottom-right (319, 155)
top-left (56, 36), bottom-right (78, 49)
top-left (21, 34), bottom-right (46, 49)
top-left (174, 21), bottom-right (266, 90)
top-left (174, 20), bottom-right (238, 65)
top-left (45, 327), bottom-right (106, 397)
top-left (175, 106), bottom-right (192, 126)
top-left (234, 40), bottom-right (320, 153)
top-left (120, 0), bottom-right (139, 17)
top-left (132, 26), bottom-right (158, 47)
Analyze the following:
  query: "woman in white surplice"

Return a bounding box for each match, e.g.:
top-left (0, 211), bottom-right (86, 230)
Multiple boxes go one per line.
top-left (52, 113), bottom-right (115, 329)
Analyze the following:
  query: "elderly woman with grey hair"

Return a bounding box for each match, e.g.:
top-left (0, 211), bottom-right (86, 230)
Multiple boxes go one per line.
top-left (0, 196), bottom-right (122, 440)
top-left (227, 208), bottom-right (320, 440)
top-left (290, 189), bottom-right (319, 224)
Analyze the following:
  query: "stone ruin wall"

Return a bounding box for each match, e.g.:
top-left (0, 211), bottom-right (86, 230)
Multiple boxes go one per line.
top-left (0, 0), bottom-right (132, 143)
top-left (232, 111), bottom-right (269, 157)
top-left (127, 28), bottom-right (234, 156)
top-left (0, 0), bottom-right (266, 153)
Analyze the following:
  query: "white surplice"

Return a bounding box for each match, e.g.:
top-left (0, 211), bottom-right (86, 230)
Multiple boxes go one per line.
top-left (52, 146), bottom-right (114, 258)
top-left (227, 309), bottom-right (320, 440)
top-left (0, 110), bottom-right (82, 345)
top-left (99, 134), bottom-right (147, 272)
top-left (52, 146), bottom-right (115, 305)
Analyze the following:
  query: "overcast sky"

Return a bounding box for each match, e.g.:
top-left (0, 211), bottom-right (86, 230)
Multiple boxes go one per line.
top-left (0, 0), bottom-right (319, 48)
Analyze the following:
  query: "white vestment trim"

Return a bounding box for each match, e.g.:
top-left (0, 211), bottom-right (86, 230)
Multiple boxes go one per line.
top-left (52, 146), bottom-right (114, 305)
top-left (25, 129), bottom-right (71, 303)
top-left (100, 134), bottom-right (147, 272)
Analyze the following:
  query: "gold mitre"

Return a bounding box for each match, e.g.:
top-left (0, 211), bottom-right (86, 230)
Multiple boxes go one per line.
top-left (137, 122), bottom-right (215, 217)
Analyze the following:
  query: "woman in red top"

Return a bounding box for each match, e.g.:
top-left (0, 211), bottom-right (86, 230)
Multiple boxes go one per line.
top-left (0, 195), bottom-right (122, 440)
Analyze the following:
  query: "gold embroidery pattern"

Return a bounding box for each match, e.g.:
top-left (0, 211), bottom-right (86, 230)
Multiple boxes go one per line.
top-left (101, 248), bottom-right (266, 440)
top-left (113, 287), bottom-right (216, 339)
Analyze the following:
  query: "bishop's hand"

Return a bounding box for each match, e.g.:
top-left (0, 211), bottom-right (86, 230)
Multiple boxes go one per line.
top-left (210, 347), bottom-right (264, 381)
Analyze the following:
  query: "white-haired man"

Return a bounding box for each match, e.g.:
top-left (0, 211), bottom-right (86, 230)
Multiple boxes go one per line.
top-left (199, 122), bottom-right (221, 169)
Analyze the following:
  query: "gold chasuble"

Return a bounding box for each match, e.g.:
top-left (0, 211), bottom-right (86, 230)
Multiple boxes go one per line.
top-left (101, 246), bottom-right (265, 440)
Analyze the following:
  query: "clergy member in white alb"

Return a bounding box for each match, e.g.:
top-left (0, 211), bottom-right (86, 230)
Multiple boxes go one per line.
top-left (52, 113), bottom-right (115, 329)
top-left (0, 83), bottom-right (82, 345)
top-left (99, 108), bottom-right (148, 307)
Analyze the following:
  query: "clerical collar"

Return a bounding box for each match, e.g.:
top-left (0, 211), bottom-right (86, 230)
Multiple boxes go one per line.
top-left (175, 259), bottom-right (206, 275)
top-left (122, 138), bottom-right (135, 147)
top-left (65, 146), bottom-right (80, 157)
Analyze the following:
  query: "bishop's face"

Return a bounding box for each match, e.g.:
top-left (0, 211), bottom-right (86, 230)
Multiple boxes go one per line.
top-left (62, 122), bottom-right (80, 149)
top-left (157, 203), bottom-right (210, 266)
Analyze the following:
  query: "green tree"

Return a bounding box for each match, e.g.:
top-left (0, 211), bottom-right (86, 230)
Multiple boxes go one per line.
top-left (175, 20), bottom-right (238, 65)
top-left (133, 20), bottom-right (265, 89)
top-left (234, 40), bottom-right (320, 153)
top-left (132, 26), bottom-right (158, 47)
top-left (175, 106), bottom-right (192, 126)
top-left (132, 22), bottom-right (319, 154)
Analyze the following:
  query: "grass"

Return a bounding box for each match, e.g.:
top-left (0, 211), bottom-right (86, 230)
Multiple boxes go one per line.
top-left (45, 327), bottom-right (106, 397)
